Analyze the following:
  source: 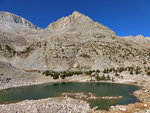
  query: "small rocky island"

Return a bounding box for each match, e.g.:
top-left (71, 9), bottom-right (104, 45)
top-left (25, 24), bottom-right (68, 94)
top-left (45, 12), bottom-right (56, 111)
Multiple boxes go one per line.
top-left (60, 92), bottom-right (122, 100)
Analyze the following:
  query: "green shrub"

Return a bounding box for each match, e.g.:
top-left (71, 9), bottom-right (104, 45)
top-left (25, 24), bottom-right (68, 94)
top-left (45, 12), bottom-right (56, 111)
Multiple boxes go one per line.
top-left (53, 75), bottom-right (59, 79)
top-left (103, 68), bottom-right (109, 73)
top-left (115, 72), bottom-right (120, 77)
top-left (111, 77), bottom-right (115, 82)
top-left (100, 74), bottom-right (106, 80)
top-left (95, 75), bottom-right (100, 81)
top-left (106, 75), bottom-right (111, 80)
top-left (80, 54), bottom-right (90, 58)
top-left (147, 71), bottom-right (150, 76)
top-left (135, 66), bottom-right (142, 75)
top-left (130, 70), bottom-right (133, 75)
top-left (6, 45), bottom-right (12, 52)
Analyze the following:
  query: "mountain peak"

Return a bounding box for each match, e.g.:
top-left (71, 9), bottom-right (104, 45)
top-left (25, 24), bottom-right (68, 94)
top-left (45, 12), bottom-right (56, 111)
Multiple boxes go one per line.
top-left (47, 11), bottom-right (115, 34)
top-left (70, 11), bottom-right (92, 21)
top-left (0, 11), bottom-right (41, 30)
top-left (47, 11), bottom-right (93, 31)
top-left (72, 11), bottom-right (85, 16)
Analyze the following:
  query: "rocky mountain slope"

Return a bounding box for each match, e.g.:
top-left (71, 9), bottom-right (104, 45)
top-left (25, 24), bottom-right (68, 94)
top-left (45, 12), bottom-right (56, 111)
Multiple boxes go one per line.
top-left (0, 11), bottom-right (42, 59)
top-left (0, 11), bottom-right (150, 71)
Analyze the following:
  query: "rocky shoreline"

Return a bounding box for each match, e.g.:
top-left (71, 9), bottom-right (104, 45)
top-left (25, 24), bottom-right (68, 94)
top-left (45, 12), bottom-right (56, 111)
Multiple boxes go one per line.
top-left (0, 97), bottom-right (91, 113)
top-left (106, 80), bottom-right (150, 113)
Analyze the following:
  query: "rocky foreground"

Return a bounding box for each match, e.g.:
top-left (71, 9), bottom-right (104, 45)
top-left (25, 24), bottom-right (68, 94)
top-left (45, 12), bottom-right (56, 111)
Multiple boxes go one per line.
top-left (0, 97), bottom-right (90, 113)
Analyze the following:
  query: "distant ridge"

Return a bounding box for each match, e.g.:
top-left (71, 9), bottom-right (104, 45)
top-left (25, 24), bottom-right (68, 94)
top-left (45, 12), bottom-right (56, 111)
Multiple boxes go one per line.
top-left (0, 11), bottom-right (41, 30)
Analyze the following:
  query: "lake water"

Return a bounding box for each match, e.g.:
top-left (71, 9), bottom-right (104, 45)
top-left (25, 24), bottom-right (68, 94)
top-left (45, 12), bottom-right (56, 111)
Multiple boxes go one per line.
top-left (0, 82), bottom-right (140, 110)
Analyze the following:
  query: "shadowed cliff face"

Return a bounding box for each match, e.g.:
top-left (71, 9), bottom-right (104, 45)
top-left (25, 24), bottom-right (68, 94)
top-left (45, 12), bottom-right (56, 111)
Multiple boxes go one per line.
top-left (0, 11), bottom-right (150, 71)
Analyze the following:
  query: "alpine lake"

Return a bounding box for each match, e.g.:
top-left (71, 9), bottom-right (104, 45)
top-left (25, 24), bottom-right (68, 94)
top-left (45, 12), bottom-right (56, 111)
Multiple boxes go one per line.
top-left (0, 82), bottom-right (140, 110)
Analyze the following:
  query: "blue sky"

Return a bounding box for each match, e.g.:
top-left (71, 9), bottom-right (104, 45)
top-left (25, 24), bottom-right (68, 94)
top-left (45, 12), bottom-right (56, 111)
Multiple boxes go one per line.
top-left (0, 0), bottom-right (150, 36)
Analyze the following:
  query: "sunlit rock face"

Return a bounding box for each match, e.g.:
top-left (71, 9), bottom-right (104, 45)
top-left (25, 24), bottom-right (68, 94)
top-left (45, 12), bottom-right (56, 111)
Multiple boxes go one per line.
top-left (0, 11), bottom-right (41, 31)
top-left (47, 11), bottom-right (115, 34)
